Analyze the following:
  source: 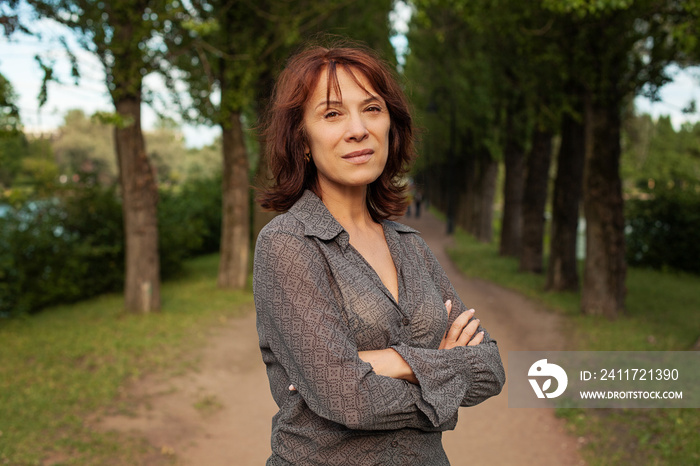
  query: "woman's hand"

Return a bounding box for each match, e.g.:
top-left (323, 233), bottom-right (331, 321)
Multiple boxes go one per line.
top-left (358, 348), bottom-right (418, 384)
top-left (439, 299), bottom-right (484, 350)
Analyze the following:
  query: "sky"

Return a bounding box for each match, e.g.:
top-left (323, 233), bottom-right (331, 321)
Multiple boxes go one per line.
top-left (635, 65), bottom-right (700, 128)
top-left (1, 3), bottom-right (698, 149)
top-left (0, 6), bottom-right (219, 148)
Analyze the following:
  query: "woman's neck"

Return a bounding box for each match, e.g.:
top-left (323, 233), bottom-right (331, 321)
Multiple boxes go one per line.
top-left (318, 183), bottom-right (376, 233)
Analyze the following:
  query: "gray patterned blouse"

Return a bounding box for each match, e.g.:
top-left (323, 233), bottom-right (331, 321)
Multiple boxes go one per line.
top-left (254, 190), bottom-right (505, 465)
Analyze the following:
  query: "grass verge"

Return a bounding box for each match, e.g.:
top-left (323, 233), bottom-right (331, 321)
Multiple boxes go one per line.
top-left (0, 254), bottom-right (253, 465)
top-left (447, 229), bottom-right (700, 466)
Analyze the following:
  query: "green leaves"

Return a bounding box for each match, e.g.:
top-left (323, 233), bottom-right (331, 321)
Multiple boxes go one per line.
top-left (181, 17), bottom-right (219, 37)
top-left (33, 55), bottom-right (55, 108)
top-left (91, 110), bottom-right (134, 128)
top-left (541, 0), bottom-right (634, 15)
top-left (0, 73), bottom-right (21, 135)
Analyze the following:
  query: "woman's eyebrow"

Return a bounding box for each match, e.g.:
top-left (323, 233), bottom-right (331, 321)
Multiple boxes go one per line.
top-left (314, 95), bottom-right (381, 110)
top-left (315, 100), bottom-right (343, 110)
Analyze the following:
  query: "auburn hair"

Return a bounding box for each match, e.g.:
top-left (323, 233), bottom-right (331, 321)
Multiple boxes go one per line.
top-left (257, 43), bottom-right (416, 221)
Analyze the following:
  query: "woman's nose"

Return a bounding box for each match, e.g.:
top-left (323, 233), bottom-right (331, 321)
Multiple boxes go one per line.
top-left (345, 113), bottom-right (369, 142)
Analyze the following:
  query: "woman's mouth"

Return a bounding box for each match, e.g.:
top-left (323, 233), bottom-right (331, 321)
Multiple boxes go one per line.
top-left (342, 149), bottom-right (374, 164)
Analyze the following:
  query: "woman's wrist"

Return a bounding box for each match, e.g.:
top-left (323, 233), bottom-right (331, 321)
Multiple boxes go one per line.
top-left (358, 348), bottom-right (418, 384)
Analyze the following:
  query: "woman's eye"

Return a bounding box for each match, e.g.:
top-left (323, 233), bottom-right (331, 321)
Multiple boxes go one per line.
top-left (323, 111), bottom-right (340, 119)
top-left (366, 106), bottom-right (382, 113)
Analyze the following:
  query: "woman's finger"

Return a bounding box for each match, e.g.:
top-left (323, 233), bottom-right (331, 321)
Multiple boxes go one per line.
top-left (456, 318), bottom-right (480, 347)
top-left (467, 331), bottom-right (485, 347)
top-left (443, 309), bottom-right (474, 346)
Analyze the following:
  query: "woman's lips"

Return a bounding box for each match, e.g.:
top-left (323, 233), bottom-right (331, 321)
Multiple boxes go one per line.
top-left (342, 148), bottom-right (374, 164)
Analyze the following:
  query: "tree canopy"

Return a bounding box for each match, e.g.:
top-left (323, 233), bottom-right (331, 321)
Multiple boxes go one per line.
top-left (2, 0), bottom-right (699, 318)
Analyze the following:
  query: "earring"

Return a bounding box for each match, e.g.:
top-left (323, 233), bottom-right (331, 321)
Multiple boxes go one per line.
top-left (304, 152), bottom-right (311, 163)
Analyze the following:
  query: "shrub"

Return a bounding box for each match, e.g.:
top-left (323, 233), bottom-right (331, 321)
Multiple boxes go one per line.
top-left (158, 175), bottom-right (222, 279)
top-left (0, 174), bottom-right (223, 317)
top-left (625, 188), bottom-right (700, 274)
top-left (0, 185), bottom-right (123, 317)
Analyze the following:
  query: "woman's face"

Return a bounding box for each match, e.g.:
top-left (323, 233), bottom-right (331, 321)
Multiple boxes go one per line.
top-left (303, 66), bottom-right (391, 195)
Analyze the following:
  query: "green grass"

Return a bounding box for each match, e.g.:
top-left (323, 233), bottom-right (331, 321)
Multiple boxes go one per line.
top-left (448, 229), bottom-right (581, 317)
top-left (447, 230), bottom-right (700, 466)
top-left (448, 229), bottom-right (700, 350)
top-left (2, 232), bottom-right (697, 465)
top-left (0, 254), bottom-right (253, 465)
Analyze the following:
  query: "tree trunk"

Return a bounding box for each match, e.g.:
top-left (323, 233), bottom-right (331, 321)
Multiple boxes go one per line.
top-left (114, 96), bottom-right (160, 312)
top-left (581, 95), bottom-right (626, 317)
top-left (433, 160), bottom-right (448, 213)
top-left (519, 127), bottom-right (553, 273)
top-left (547, 105), bottom-right (585, 291)
top-left (471, 151), bottom-right (498, 243)
top-left (423, 159), bottom-right (445, 215)
top-left (217, 112), bottom-right (250, 289)
top-left (500, 115), bottom-right (526, 257)
top-left (456, 149), bottom-right (475, 233)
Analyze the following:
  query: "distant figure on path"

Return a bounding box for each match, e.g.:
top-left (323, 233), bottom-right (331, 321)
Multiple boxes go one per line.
top-left (414, 187), bottom-right (423, 218)
top-left (254, 42), bottom-right (505, 466)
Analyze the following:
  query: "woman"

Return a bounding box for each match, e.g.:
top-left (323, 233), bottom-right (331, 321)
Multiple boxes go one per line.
top-left (254, 43), bottom-right (505, 466)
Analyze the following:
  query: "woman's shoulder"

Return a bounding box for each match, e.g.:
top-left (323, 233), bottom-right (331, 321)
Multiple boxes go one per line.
top-left (258, 211), bottom-right (306, 240)
top-left (254, 213), bottom-right (317, 266)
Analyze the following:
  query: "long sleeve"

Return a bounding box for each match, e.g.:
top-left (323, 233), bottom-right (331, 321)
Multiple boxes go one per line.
top-left (391, 236), bottom-right (505, 422)
top-left (254, 228), bottom-right (456, 431)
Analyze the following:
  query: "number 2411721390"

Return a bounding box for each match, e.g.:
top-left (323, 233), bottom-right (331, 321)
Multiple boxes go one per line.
top-left (598, 368), bottom-right (679, 381)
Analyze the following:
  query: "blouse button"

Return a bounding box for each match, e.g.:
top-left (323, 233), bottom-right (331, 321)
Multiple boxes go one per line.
top-left (402, 317), bottom-right (410, 326)
top-left (391, 440), bottom-right (399, 448)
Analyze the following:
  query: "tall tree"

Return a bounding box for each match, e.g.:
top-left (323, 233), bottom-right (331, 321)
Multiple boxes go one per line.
top-left (406, 1), bottom-right (501, 238)
top-left (499, 97), bottom-right (528, 257)
top-left (546, 96), bottom-right (585, 290)
top-left (543, 0), bottom-right (697, 316)
top-left (27, 0), bottom-right (177, 312)
top-left (546, 16), bottom-right (587, 291)
top-left (407, 0), bottom-right (698, 317)
top-left (163, 0), bottom-right (290, 289)
top-left (502, 4), bottom-right (564, 274)
top-left (166, 0), bottom-right (396, 289)
top-left (519, 124), bottom-right (553, 273)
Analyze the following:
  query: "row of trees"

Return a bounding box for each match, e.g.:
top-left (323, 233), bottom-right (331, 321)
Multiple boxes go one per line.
top-left (406, 0), bottom-right (700, 318)
top-left (2, 0), bottom-right (396, 312)
top-left (2, 1), bottom-right (699, 318)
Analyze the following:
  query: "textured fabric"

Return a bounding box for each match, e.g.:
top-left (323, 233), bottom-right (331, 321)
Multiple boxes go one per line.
top-left (254, 190), bottom-right (505, 465)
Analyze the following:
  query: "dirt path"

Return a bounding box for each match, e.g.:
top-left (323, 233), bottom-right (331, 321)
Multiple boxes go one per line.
top-left (98, 211), bottom-right (584, 465)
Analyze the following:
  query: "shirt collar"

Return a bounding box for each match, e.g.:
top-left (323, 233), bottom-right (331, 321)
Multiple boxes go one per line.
top-left (289, 190), bottom-right (419, 241)
top-left (289, 190), bottom-right (344, 241)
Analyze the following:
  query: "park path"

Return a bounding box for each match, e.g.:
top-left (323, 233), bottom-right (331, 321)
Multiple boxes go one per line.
top-left (97, 210), bottom-right (585, 465)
